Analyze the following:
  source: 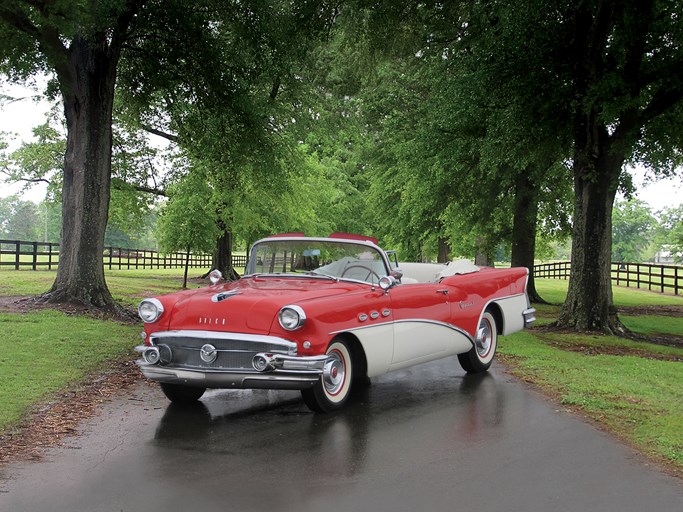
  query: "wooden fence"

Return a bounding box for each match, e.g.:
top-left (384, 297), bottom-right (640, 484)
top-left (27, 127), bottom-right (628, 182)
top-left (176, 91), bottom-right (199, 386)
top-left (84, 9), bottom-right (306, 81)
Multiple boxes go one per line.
top-left (534, 261), bottom-right (682, 296)
top-left (0, 239), bottom-right (248, 271)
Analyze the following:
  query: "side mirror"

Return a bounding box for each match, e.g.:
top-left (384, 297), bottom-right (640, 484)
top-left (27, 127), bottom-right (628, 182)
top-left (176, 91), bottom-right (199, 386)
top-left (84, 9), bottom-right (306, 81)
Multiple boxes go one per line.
top-left (379, 275), bottom-right (399, 291)
top-left (391, 269), bottom-right (404, 280)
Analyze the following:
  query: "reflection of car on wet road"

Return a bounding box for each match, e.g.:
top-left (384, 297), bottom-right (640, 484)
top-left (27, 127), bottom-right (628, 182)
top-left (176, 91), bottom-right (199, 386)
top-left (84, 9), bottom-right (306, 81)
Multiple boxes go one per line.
top-left (136, 233), bottom-right (535, 412)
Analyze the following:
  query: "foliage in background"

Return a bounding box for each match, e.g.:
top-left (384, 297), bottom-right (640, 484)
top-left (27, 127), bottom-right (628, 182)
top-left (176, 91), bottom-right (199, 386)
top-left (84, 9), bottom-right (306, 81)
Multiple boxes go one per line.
top-left (655, 205), bottom-right (683, 263)
top-left (1, 0), bottom-right (682, 325)
top-left (0, 195), bottom-right (41, 240)
top-left (156, 168), bottom-right (218, 257)
top-left (612, 199), bottom-right (657, 262)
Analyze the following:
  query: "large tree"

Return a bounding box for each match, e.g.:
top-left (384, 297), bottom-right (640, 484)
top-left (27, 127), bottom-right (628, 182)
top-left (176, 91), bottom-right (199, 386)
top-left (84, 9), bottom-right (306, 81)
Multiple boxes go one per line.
top-left (554, 0), bottom-right (683, 332)
top-left (1, 0), bottom-right (143, 309)
top-left (115, 1), bottom-right (338, 279)
top-left (1, 0), bottom-right (337, 310)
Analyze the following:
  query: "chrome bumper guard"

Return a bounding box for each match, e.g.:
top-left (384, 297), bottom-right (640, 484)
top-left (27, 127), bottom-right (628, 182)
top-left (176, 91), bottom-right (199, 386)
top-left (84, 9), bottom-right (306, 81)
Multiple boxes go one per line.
top-left (523, 307), bottom-right (537, 327)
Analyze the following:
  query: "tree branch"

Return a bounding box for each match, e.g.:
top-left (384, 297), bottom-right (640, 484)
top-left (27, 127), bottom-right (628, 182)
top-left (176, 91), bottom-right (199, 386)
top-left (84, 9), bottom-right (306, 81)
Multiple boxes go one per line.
top-left (0, 168), bottom-right (52, 186)
top-left (111, 177), bottom-right (167, 197)
top-left (0, 1), bottom-right (71, 81)
top-left (640, 81), bottom-right (683, 124)
top-left (141, 125), bottom-right (179, 143)
top-left (269, 76), bottom-right (281, 101)
top-left (109, 0), bottom-right (144, 61)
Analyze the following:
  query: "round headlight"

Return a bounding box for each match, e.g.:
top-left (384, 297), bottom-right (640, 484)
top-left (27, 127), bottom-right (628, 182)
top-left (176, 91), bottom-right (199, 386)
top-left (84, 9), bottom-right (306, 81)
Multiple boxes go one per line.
top-left (138, 298), bottom-right (164, 323)
top-left (278, 305), bottom-right (306, 331)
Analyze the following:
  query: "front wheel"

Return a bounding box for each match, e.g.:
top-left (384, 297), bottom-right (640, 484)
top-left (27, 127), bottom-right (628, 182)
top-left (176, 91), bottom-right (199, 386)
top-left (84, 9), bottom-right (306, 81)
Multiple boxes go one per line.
top-left (301, 338), bottom-right (354, 413)
top-left (160, 383), bottom-right (206, 404)
top-left (458, 311), bottom-right (498, 373)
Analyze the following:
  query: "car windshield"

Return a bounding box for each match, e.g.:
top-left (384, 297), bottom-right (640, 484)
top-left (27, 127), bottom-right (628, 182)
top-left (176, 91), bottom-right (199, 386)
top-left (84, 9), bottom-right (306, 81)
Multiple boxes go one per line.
top-left (246, 239), bottom-right (389, 285)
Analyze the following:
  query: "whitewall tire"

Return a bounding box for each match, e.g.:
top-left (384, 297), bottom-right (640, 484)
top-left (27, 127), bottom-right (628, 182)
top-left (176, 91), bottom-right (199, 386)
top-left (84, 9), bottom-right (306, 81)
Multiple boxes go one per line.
top-left (301, 338), bottom-right (354, 413)
top-left (458, 311), bottom-right (498, 373)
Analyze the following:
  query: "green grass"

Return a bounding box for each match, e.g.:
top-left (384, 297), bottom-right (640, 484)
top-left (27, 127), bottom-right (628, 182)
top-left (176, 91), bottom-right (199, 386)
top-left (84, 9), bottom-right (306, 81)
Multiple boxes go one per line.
top-left (498, 331), bottom-right (683, 469)
top-left (501, 278), bottom-right (683, 474)
top-left (0, 311), bottom-right (139, 431)
top-left (0, 267), bottom-right (247, 303)
top-left (620, 315), bottom-right (683, 337)
top-left (535, 278), bottom-right (683, 307)
top-left (0, 269), bottom-right (194, 433)
top-left (0, 268), bottom-right (204, 307)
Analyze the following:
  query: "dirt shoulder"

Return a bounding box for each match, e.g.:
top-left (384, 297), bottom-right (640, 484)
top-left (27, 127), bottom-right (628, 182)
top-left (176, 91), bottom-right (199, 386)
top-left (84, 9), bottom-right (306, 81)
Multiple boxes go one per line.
top-left (0, 360), bottom-right (143, 467)
top-left (0, 295), bottom-right (142, 467)
top-left (618, 304), bottom-right (683, 318)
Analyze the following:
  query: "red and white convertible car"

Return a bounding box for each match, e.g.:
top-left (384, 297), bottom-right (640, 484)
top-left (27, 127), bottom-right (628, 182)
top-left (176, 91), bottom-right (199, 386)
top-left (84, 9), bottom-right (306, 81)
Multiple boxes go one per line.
top-left (136, 233), bottom-right (535, 412)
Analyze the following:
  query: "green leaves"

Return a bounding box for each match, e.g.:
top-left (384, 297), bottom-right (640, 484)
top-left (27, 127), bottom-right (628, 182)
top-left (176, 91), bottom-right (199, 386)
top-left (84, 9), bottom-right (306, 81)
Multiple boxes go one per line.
top-left (1, 118), bottom-right (64, 201)
top-left (156, 167), bottom-right (217, 255)
top-left (612, 199), bottom-right (657, 262)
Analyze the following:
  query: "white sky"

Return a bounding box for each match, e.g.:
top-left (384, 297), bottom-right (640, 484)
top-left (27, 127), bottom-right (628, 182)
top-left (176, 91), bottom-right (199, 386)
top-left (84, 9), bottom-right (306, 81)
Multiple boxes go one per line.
top-left (1, 79), bottom-right (681, 211)
top-left (1, 78), bottom-right (54, 201)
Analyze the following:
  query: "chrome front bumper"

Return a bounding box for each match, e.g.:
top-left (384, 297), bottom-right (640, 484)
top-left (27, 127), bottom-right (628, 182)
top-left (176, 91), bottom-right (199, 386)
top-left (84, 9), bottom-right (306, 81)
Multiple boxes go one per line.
top-left (135, 345), bottom-right (329, 390)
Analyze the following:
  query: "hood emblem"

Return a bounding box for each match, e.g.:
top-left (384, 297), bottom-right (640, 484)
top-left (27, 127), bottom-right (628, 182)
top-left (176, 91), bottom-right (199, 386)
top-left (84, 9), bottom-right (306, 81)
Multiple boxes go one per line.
top-left (199, 317), bottom-right (226, 325)
top-left (212, 290), bottom-right (241, 302)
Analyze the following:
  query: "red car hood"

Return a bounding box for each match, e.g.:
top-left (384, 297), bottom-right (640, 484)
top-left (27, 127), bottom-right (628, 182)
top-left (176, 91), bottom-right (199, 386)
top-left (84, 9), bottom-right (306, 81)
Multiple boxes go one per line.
top-left (165, 276), bottom-right (364, 334)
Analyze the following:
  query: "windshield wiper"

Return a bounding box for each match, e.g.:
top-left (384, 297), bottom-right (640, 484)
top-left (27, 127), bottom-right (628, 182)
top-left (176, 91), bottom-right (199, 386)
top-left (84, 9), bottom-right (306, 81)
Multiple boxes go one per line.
top-left (245, 272), bottom-right (337, 281)
top-left (305, 271), bottom-right (338, 281)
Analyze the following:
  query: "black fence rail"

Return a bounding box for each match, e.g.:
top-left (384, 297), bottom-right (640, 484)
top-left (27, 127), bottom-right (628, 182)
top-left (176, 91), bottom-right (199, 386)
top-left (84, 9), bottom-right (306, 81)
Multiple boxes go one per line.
top-left (0, 239), bottom-right (248, 271)
top-left (534, 261), bottom-right (682, 296)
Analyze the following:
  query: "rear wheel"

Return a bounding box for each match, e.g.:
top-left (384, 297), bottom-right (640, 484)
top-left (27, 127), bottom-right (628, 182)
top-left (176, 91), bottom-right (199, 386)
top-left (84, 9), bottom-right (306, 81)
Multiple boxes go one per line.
top-left (458, 311), bottom-right (498, 373)
top-left (301, 338), bottom-right (354, 413)
top-left (160, 383), bottom-right (206, 404)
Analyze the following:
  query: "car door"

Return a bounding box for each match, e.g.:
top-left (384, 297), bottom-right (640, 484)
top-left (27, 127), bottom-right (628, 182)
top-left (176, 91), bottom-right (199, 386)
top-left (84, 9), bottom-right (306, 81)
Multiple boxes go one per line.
top-left (387, 283), bottom-right (467, 370)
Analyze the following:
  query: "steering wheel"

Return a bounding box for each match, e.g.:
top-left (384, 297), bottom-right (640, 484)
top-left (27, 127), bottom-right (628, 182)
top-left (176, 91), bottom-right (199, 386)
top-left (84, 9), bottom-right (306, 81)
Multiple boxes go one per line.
top-left (341, 265), bottom-right (381, 282)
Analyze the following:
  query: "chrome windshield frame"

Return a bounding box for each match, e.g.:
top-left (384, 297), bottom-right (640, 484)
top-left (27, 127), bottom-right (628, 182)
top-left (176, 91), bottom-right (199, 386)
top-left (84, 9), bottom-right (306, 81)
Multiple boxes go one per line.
top-left (244, 236), bottom-right (392, 285)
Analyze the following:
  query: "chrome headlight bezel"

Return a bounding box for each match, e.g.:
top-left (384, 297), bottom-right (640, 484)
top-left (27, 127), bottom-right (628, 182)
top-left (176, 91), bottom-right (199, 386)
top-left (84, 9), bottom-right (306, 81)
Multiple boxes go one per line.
top-left (138, 298), bottom-right (164, 323)
top-left (278, 305), bottom-right (306, 331)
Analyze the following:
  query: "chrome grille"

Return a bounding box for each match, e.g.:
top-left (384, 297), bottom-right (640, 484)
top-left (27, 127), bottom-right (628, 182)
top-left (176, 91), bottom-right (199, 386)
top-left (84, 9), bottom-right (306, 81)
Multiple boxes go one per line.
top-left (150, 333), bottom-right (295, 371)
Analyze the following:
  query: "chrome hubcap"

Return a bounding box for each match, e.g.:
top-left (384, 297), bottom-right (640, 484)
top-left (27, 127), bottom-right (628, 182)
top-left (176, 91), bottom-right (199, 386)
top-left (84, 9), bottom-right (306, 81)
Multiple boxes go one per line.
top-left (475, 319), bottom-right (493, 357)
top-left (323, 353), bottom-right (345, 395)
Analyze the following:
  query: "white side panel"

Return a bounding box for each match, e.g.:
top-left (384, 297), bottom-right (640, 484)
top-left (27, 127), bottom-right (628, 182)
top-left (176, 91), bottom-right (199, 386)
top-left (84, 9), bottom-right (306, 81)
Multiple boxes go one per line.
top-left (390, 321), bottom-right (472, 371)
top-left (350, 323), bottom-right (394, 378)
top-left (493, 294), bottom-right (528, 335)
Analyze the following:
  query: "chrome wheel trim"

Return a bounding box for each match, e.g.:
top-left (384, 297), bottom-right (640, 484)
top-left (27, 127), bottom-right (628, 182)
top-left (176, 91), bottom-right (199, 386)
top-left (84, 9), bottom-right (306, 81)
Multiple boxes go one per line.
top-left (323, 351), bottom-right (346, 396)
top-left (475, 317), bottom-right (493, 358)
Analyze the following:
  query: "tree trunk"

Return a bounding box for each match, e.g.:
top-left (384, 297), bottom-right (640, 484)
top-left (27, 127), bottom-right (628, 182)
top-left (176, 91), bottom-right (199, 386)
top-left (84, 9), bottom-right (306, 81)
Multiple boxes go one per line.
top-left (557, 116), bottom-right (625, 333)
top-left (183, 245), bottom-right (190, 289)
top-left (474, 236), bottom-right (494, 267)
top-left (213, 230), bottom-right (229, 275)
top-left (555, 0), bottom-right (653, 333)
top-left (510, 172), bottom-right (546, 304)
top-left (437, 237), bottom-right (451, 263)
top-left (557, 167), bottom-right (624, 332)
top-left (40, 36), bottom-right (120, 309)
top-left (212, 228), bottom-right (240, 280)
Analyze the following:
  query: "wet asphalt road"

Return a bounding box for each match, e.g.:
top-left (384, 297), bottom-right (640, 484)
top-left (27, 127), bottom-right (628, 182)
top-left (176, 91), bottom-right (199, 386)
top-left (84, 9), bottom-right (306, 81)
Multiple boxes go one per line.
top-left (1, 360), bottom-right (681, 512)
